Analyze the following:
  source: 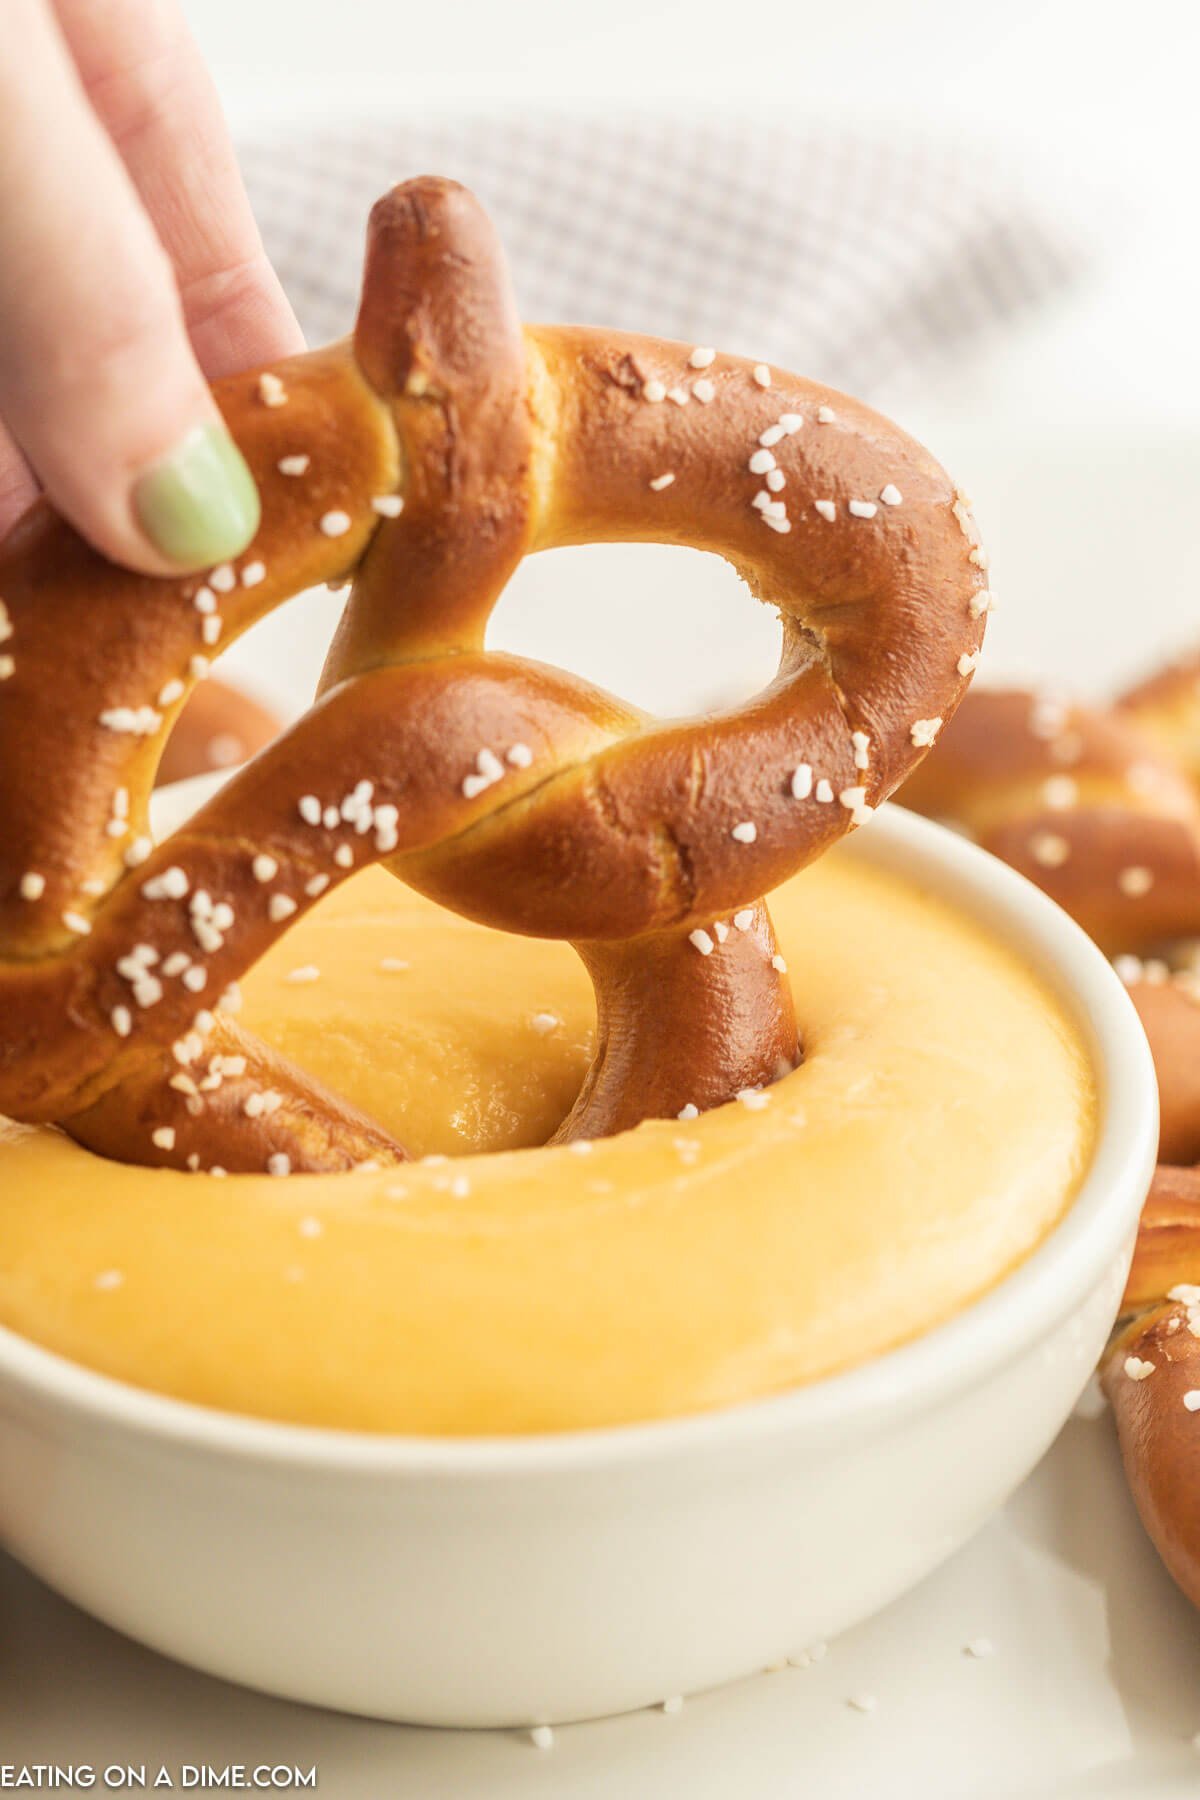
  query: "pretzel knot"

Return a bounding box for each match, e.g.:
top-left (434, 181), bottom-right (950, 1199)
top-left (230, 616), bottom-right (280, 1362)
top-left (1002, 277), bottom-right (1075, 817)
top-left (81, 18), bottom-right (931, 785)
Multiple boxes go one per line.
top-left (0, 178), bottom-right (986, 1175)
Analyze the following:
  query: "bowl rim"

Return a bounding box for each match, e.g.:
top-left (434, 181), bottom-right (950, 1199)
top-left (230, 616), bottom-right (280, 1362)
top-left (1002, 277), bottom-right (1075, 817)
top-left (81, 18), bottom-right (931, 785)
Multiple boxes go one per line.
top-left (0, 795), bottom-right (1158, 1476)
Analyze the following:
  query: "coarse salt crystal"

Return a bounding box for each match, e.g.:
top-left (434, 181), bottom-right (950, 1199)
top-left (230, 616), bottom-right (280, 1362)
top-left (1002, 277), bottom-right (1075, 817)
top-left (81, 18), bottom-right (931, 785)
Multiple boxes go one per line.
top-left (1030, 833), bottom-right (1070, 868)
top-left (99, 705), bottom-right (161, 736)
top-left (1043, 775), bottom-right (1078, 810)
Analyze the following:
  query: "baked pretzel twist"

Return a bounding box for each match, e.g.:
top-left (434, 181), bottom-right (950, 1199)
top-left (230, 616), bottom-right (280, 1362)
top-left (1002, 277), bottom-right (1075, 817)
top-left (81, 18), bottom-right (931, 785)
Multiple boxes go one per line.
top-left (0, 177), bottom-right (986, 1176)
top-left (900, 661), bottom-right (1200, 1609)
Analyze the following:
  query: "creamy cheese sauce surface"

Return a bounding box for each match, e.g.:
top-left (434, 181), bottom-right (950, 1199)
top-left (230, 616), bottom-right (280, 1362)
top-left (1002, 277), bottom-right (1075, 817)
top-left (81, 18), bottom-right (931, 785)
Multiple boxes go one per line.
top-left (0, 849), bottom-right (1095, 1433)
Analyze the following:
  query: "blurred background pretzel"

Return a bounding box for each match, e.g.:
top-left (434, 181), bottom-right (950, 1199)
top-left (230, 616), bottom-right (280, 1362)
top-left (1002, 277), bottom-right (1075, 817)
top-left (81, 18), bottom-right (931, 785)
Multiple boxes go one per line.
top-left (0, 176), bottom-right (987, 1176)
top-left (155, 678), bottom-right (281, 789)
top-left (900, 658), bottom-right (1200, 1610)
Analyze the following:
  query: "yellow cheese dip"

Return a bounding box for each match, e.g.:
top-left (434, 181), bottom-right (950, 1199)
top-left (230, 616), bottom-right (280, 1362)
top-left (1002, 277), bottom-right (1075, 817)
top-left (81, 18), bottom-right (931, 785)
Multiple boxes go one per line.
top-left (0, 846), bottom-right (1095, 1434)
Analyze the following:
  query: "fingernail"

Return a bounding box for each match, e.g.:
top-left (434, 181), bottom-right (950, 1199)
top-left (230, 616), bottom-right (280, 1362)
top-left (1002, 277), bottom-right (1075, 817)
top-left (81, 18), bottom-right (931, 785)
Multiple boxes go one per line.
top-left (133, 422), bottom-right (260, 566)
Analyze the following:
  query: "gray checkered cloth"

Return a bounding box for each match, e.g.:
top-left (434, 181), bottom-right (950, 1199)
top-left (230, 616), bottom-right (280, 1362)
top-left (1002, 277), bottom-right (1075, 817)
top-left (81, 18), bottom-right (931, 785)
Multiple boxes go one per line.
top-left (238, 112), bottom-right (1095, 400)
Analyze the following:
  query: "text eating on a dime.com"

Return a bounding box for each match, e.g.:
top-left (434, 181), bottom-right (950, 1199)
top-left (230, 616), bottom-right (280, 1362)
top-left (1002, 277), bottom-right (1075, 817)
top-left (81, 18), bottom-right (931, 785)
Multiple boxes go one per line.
top-left (0, 1771), bottom-right (318, 1791)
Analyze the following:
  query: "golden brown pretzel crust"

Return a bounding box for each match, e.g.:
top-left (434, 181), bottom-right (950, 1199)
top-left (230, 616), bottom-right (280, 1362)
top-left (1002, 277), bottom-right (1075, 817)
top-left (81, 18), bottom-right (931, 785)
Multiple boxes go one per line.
top-left (1119, 651), bottom-right (1200, 788)
top-left (1122, 1166), bottom-right (1200, 1311)
top-left (899, 688), bottom-right (1200, 954)
top-left (1103, 1274), bottom-right (1200, 1612)
top-left (1104, 1163), bottom-right (1200, 1615)
top-left (0, 177), bottom-right (986, 1173)
top-left (1124, 981), bottom-right (1200, 1167)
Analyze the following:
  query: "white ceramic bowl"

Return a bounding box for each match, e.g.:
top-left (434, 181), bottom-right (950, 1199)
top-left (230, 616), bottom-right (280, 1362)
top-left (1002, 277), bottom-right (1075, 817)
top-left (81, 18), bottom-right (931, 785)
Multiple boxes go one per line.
top-left (0, 795), bottom-right (1157, 1727)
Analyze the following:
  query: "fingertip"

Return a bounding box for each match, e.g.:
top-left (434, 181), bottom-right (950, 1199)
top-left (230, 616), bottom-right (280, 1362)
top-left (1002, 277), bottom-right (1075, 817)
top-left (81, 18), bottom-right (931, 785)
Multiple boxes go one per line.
top-left (131, 419), bottom-right (261, 572)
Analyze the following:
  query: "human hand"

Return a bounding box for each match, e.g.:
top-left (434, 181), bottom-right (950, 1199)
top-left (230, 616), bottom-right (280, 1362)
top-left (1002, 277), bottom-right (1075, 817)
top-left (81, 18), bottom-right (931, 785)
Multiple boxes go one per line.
top-left (0, 0), bottom-right (304, 573)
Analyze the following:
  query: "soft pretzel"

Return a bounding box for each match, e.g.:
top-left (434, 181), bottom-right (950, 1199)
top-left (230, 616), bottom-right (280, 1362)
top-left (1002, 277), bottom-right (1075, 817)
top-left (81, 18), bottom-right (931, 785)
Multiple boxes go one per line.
top-left (0, 177), bottom-right (986, 1176)
top-left (899, 687), bottom-right (1200, 954)
top-left (900, 666), bottom-right (1200, 1611)
top-left (1103, 1164), bottom-right (1200, 1611)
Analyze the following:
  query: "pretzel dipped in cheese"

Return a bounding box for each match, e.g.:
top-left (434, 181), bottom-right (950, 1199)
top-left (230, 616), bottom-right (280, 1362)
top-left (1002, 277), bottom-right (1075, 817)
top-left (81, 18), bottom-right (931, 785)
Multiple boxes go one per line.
top-left (899, 664), bottom-right (1200, 1612)
top-left (0, 177), bottom-right (988, 1177)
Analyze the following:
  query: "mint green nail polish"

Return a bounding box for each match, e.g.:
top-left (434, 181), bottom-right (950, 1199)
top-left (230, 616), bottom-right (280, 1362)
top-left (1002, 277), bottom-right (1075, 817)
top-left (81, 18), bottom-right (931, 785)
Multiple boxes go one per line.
top-left (133, 423), bottom-right (261, 566)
